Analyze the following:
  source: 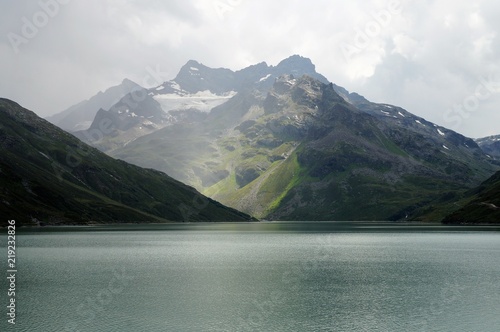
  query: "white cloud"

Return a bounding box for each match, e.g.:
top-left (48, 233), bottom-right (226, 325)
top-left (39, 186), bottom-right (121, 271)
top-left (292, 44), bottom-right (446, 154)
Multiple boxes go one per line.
top-left (0, 0), bottom-right (499, 138)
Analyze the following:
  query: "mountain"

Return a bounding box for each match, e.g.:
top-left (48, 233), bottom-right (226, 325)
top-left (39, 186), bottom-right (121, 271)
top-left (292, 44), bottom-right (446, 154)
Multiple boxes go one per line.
top-left (75, 55), bottom-right (329, 153)
top-left (0, 98), bottom-right (253, 226)
top-left (476, 135), bottom-right (500, 160)
top-left (108, 70), bottom-right (498, 221)
top-left (162, 55), bottom-right (329, 95)
top-left (46, 78), bottom-right (142, 132)
top-left (442, 170), bottom-right (500, 224)
top-left (72, 88), bottom-right (173, 152)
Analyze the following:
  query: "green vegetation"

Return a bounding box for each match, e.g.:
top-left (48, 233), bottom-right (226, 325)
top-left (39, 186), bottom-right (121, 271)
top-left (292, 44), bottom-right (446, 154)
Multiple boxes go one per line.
top-left (0, 99), bottom-right (253, 226)
top-left (442, 171), bottom-right (500, 224)
top-left (265, 153), bottom-right (304, 213)
top-left (108, 76), bottom-right (498, 222)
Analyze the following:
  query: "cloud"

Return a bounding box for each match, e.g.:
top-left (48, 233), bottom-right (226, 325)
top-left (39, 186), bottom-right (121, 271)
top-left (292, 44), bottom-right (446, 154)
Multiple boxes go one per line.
top-left (0, 0), bottom-right (499, 138)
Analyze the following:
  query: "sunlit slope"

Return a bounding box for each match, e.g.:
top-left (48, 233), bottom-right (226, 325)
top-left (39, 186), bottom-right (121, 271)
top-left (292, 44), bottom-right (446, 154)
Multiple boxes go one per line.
top-left (112, 76), bottom-right (497, 220)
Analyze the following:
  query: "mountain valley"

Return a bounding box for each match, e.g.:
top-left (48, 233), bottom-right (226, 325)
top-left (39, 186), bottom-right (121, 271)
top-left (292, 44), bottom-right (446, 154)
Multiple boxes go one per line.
top-left (64, 56), bottom-right (498, 221)
top-left (0, 98), bottom-right (253, 226)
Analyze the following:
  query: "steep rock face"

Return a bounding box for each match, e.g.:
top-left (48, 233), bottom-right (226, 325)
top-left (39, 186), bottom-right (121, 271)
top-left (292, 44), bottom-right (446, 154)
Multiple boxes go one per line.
top-left (73, 92), bottom-right (171, 152)
top-left (173, 60), bottom-right (237, 94)
top-left (0, 98), bottom-right (253, 225)
top-left (110, 75), bottom-right (498, 221)
top-left (153, 55), bottom-right (329, 97)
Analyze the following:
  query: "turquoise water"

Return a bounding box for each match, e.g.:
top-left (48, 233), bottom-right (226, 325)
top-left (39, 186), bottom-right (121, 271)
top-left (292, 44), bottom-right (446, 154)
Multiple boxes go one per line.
top-left (2, 222), bottom-right (500, 331)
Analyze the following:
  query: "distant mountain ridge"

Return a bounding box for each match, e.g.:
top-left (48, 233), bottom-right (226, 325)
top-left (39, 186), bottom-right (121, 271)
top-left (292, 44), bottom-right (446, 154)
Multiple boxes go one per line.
top-left (74, 55), bottom-right (330, 152)
top-left (476, 135), bottom-right (500, 160)
top-left (155, 55), bottom-right (329, 96)
top-left (0, 98), bottom-right (253, 225)
top-left (46, 78), bottom-right (142, 131)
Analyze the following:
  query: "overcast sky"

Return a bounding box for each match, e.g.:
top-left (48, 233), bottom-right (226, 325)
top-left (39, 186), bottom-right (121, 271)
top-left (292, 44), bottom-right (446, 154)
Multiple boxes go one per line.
top-left (1, 0), bottom-right (500, 138)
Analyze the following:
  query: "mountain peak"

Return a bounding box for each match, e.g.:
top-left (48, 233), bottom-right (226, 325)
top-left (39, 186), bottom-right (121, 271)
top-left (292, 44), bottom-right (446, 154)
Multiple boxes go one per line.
top-left (276, 55), bottom-right (315, 71)
top-left (174, 60), bottom-right (235, 94)
top-left (272, 55), bottom-right (329, 85)
top-left (184, 59), bottom-right (203, 67)
top-left (180, 59), bottom-right (216, 73)
top-left (121, 78), bottom-right (138, 87)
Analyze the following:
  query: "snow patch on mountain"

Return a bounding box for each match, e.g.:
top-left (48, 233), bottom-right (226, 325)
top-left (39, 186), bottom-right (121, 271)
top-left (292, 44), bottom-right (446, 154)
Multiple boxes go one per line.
top-left (154, 90), bottom-right (237, 113)
top-left (259, 74), bottom-right (272, 82)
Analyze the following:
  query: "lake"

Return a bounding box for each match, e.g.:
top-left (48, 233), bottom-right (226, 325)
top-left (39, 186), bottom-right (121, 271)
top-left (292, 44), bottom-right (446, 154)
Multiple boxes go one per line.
top-left (2, 222), bottom-right (500, 331)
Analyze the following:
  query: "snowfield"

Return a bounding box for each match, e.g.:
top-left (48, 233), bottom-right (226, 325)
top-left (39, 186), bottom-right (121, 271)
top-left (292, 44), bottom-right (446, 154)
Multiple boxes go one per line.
top-left (154, 90), bottom-right (237, 113)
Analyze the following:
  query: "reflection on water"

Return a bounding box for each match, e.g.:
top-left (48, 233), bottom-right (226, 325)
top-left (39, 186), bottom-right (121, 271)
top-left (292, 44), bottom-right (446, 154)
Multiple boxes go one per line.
top-left (2, 222), bottom-right (500, 331)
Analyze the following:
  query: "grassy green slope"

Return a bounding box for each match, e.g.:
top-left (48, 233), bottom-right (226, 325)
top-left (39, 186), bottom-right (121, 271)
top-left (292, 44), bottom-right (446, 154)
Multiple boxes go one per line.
top-left (442, 171), bottom-right (500, 224)
top-left (110, 77), bottom-right (498, 221)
